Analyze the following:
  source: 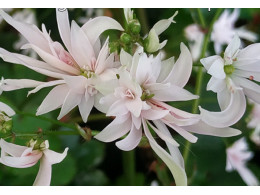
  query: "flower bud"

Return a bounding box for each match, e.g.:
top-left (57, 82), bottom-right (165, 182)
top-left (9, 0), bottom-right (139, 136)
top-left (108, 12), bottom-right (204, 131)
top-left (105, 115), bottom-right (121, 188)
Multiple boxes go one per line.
top-left (129, 19), bottom-right (141, 34)
top-left (0, 112), bottom-right (13, 133)
top-left (144, 29), bottom-right (160, 53)
top-left (120, 33), bottom-right (132, 44)
top-left (76, 124), bottom-right (92, 141)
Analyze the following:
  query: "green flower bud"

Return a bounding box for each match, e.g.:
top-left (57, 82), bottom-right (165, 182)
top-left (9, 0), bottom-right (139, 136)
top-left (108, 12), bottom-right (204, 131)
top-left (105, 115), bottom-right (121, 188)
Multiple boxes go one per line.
top-left (129, 19), bottom-right (141, 34)
top-left (27, 139), bottom-right (48, 151)
top-left (144, 29), bottom-right (160, 53)
top-left (120, 33), bottom-right (132, 44)
top-left (224, 64), bottom-right (235, 75)
top-left (0, 112), bottom-right (13, 133)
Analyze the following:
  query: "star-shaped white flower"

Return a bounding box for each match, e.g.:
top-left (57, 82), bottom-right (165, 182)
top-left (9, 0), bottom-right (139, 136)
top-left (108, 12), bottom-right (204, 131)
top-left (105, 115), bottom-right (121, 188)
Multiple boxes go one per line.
top-left (200, 35), bottom-right (260, 128)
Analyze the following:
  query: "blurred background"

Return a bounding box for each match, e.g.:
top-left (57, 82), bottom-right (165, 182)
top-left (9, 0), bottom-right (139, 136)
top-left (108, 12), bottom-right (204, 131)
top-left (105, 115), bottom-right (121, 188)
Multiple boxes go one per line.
top-left (0, 8), bottom-right (260, 186)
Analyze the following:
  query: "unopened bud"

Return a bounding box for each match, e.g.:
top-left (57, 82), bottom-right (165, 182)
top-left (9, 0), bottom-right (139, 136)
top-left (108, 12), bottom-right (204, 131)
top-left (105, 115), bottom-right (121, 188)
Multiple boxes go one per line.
top-left (120, 33), bottom-right (132, 44)
top-left (144, 29), bottom-right (160, 53)
top-left (129, 19), bottom-right (141, 34)
top-left (0, 112), bottom-right (13, 133)
top-left (76, 124), bottom-right (92, 141)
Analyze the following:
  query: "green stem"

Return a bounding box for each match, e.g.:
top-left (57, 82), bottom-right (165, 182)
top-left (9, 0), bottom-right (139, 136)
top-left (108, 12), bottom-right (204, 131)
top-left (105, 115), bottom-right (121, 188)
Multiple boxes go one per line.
top-left (137, 8), bottom-right (149, 35)
top-left (183, 8), bottom-right (224, 164)
top-left (122, 150), bottom-right (136, 186)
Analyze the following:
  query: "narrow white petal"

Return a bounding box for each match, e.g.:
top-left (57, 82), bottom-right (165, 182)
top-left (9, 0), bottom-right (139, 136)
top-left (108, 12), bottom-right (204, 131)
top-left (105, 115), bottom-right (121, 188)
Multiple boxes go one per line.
top-left (236, 166), bottom-right (259, 186)
top-left (70, 21), bottom-right (95, 68)
top-left (115, 124), bottom-right (142, 151)
top-left (81, 16), bottom-right (124, 46)
top-left (163, 43), bottom-right (193, 87)
top-left (141, 108), bottom-right (169, 120)
top-left (157, 56), bottom-right (175, 83)
top-left (33, 157), bottom-right (52, 186)
top-left (57, 91), bottom-right (82, 120)
top-left (207, 77), bottom-right (226, 93)
top-left (37, 84), bottom-right (69, 116)
top-left (0, 9), bottom-right (51, 53)
top-left (147, 121), bottom-right (179, 147)
top-left (28, 80), bottom-right (65, 96)
top-left (42, 147), bottom-right (68, 165)
top-left (217, 87), bottom-right (231, 110)
top-left (143, 119), bottom-right (187, 186)
top-left (2, 79), bottom-right (43, 91)
top-left (236, 27), bottom-right (258, 43)
top-left (95, 38), bottom-right (109, 74)
top-left (120, 49), bottom-right (133, 70)
top-left (200, 55), bottom-right (222, 71)
top-left (207, 59), bottom-right (226, 79)
top-left (125, 98), bottom-right (143, 118)
top-left (225, 35), bottom-right (241, 59)
top-left (94, 114), bottom-right (132, 142)
top-left (0, 102), bottom-right (16, 116)
top-left (56, 8), bottom-right (72, 53)
top-left (233, 69), bottom-right (260, 82)
top-left (78, 95), bottom-right (94, 123)
top-left (1, 153), bottom-right (42, 168)
top-left (237, 43), bottom-right (260, 59)
top-left (183, 121), bottom-right (241, 137)
top-left (0, 139), bottom-right (28, 157)
top-left (199, 89), bottom-right (246, 128)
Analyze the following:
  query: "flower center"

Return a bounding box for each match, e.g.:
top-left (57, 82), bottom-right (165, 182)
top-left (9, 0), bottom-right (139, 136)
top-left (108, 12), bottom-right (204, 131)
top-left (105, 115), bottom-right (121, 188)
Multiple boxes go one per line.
top-left (141, 88), bottom-right (154, 101)
top-left (125, 89), bottom-right (135, 99)
top-left (81, 69), bottom-right (95, 79)
top-left (224, 64), bottom-right (235, 75)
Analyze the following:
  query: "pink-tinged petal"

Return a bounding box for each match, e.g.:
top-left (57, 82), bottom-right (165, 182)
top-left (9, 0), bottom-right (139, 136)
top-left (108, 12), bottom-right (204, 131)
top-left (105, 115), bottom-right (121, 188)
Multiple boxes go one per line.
top-left (2, 79), bottom-right (43, 91)
top-left (152, 84), bottom-right (198, 102)
top-left (233, 69), bottom-right (260, 82)
top-left (142, 108), bottom-right (169, 120)
top-left (147, 121), bottom-right (179, 147)
top-left (163, 113), bottom-right (200, 127)
top-left (207, 77), bottom-right (226, 93)
top-left (150, 54), bottom-right (162, 82)
top-left (37, 84), bottom-right (69, 116)
top-left (183, 121), bottom-right (241, 137)
top-left (81, 16), bottom-right (124, 47)
top-left (94, 114), bottom-right (132, 142)
top-left (163, 121), bottom-right (198, 143)
top-left (79, 95), bottom-right (94, 123)
top-left (236, 166), bottom-right (260, 186)
top-left (131, 115), bottom-right (142, 129)
top-left (56, 9), bottom-right (72, 53)
top-left (33, 157), bottom-right (51, 186)
top-left (217, 87), bottom-right (231, 110)
top-left (28, 80), bottom-right (65, 96)
top-left (135, 53), bottom-right (154, 84)
top-left (237, 43), bottom-right (260, 59)
top-left (199, 89), bottom-right (246, 128)
top-left (95, 93), bottom-right (117, 113)
top-left (130, 49), bottom-right (142, 78)
top-left (0, 139), bottom-right (28, 157)
top-left (0, 48), bottom-right (68, 78)
top-left (42, 147), bottom-right (69, 165)
top-left (157, 56), bottom-right (175, 83)
top-left (70, 21), bottom-right (95, 69)
top-left (207, 59), bottom-right (226, 79)
top-left (125, 98), bottom-right (143, 118)
top-left (57, 91), bottom-right (82, 120)
top-left (163, 43), bottom-right (192, 88)
top-left (106, 99), bottom-right (129, 117)
top-left (153, 120), bottom-right (184, 168)
top-left (224, 35), bottom-right (241, 59)
top-left (200, 55), bottom-right (222, 71)
top-left (115, 124), bottom-right (142, 151)
top-left (142, 119), bottom-right (187, 186)
top-left (1, 153), bottom-right (42, 168)
top-left (232, 76), bottom-right (260, 104)
top-left (0, 102), bottom-right (15, 116)
top-left (63, 75), bottom-right (87, 94)
top-left (0, 9), bottom-right (51, 53)
top-left (22, 44), bottom-right (79, 75)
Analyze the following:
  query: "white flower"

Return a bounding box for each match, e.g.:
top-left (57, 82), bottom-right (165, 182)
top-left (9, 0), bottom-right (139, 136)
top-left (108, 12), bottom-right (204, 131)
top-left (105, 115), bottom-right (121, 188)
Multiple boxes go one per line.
top-left (0, 9), bottom-right (124, 123)
top-left (95, 44), bottom-right (240, 186)
top-left (248, 102), bottom-right (260, 145)
top-left (211, 9), bottom-right (258, 54)
top-left (184, 24), bottom-right (204, 62)
top-left (0, 139), bottom-right (68, 186)
top-left (0, 102), bottom-right (15, 117)
top-left (200, 35), bottom-right (260, 128)
top-left (226, 138), bottom-right (259, 186)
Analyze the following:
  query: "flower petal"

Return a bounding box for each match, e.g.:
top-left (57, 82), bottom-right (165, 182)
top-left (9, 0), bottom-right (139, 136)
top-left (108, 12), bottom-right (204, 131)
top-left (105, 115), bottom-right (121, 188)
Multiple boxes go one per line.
top-left (200, 55), bottom-right (222, 71)
top-left (224, 35), bottom-right (241, 59)
top-left (157, 56), bottom-right (175, 83)
top-left (163, 43), bottom-right (192, 88)
top-left (28, 80), bottom-right (65, 96)
top-left (199, 89), bottom-right (246, 128)
top-left (207, 76), bottom-right (226, 93)
top-left (142, 119), bottom-right (187, 186)
top-left (0, 102), bottom-right (15, 116)
top-left (36, 84), bottom-right (69, 116)
top-left (81, 16), bottom-right (124, 46)
top-left (78, 94), bottom-right (94, 123)
top-left (182, 121), bottom-right (241, 137)
top-left (33, 157), bottom-right (52, 186)
top-left (0, 139), bottom-right (28, 157)
top-left (115, 124), bottom-right (142, 151)
top-left (217, 87), bottom-right (231, 110)
top-left (42, 147), bottom-right (69, 165)
top-left (207, 58), bottom-right (226, 79)
top-left (94, 114), bottom-right (132, 142)
top-left (2, 79), bottom-right (43, 91)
